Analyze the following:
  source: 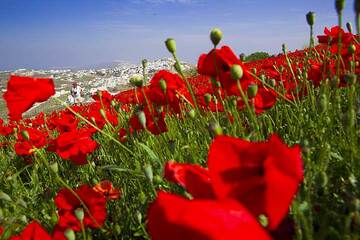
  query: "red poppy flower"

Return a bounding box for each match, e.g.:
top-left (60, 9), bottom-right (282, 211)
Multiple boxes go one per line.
top-left (14, 128), bottom-right (47, 156)
top-left (10, 221), bottom-right (52, 240)
top-left (3, 75), bottom-right (55, 121)
top-left (197, 46), bottom-right (255, 96)
top-left (164, 161), bottom-right (215, 199)
top-left (92, 90), bottom-right (114, 107)
top-left (147, 70), bottom-right (188, 113)
top-left (129, 107), bottom-right (167, 135)
top-left (0, 119), bottom-right (13, 136)
top-left (54, 184), bottom-right (107, 231)
top-left (147, 191), bottom-right (271, 240)
top-left (208, 135), bottom-right (303, 230)
top-left (47, 110), bottom-right (79, 133)
top-left (49, 128), bottom-right (98, 165)
top-left (93, 180), bottom-right (121, 200)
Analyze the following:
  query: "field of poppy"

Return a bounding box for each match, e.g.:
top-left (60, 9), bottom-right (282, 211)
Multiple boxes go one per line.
top-left (0, 0), bottom-right (360, 239)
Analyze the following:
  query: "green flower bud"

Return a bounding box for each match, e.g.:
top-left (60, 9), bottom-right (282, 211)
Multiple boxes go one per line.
top-left (142, 59), bottom-right (148, 68)
top-left (268, 78), bottom-right (276, 87)
top-left (319, 94), bottom-right (328, 112)
top-left (355, 0), bottom-right (360, 13)
top-left (75, 208), bottom-right (84, 222)
top-left (187, 109), bottom-right (196, 119)
top-left (130, 75), bottom-right (144, 88)
top-left (174, 62), bottom-right (183, 73)
top-left (247, 84), bottom-right (258, 98)
top-left (0, 191), bottom-right (12, 202)
top-left (346, 22), bottom-right (353, 33)
top-left (252, 68), bottom-right (257, 75)
top-left (210, 28), bottom-right (223, 46)
top-left (21, 130), bottom-right (30, 141)
top-left (239, 53), bottom-right (246, 62)
top-left (144, 164), bottom-right (153, 183)
top-left (159, 79), bottom-right (167, 93)
top-left (50, 162), bottom-right (58, 173)
top-left (165, 38), bottom-right (176, 54)
top-left (136, 210), bottom-right (142, 224)
top-left (204, 93), bottom-right (212, 106)
top-left (64, 228), bottom-right (76, 240)
top-left (258, 214), bottom-right (269, 228)
top-left (306, 11), bottom-right (316, 26)
top-left (208, 121), bottom-right (223, 137)
top-left (344, 73), bottom-right (357, 85)
top-left (230, 64), bottom-right (244, 80)
top-left (335, 0), bottom-right (345, 14)
top-left (282, 44), bottom-right (287, 53)
top-left (348, 44), bottom-right (356, 54)
top-left (136, 110), bottom-right (146, 129)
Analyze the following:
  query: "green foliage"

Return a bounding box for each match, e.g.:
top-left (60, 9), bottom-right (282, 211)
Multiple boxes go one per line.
top-left (245, 51), bottom-right (271, 62)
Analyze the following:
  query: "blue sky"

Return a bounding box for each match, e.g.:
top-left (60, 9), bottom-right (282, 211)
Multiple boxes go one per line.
top-left (0, 0), bottom-right (356, 70)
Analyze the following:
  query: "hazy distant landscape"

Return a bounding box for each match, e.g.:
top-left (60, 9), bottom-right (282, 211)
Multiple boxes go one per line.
top-left (0, 58), bottom-right (193, 120)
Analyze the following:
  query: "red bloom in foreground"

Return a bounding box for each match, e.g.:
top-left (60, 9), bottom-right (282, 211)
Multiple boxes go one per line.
top-left (49, 128), bottom-right (98, 165)
top-left (164, 161), bottom-right (215, 199)
top-left (10, 221), bottom-right (51, 240)
top-left (156, 134), bottom-right (303, 238)
top-left (93, 180), bottom-right (121, 200)
top-left (207, 135), bottom-right (303, 230)
top-left (55, 184), bottom-right (107, 231)
top-left (3, 75), bottom-right (55, 121)
top-left (14, 128), bottom-right (47, 156)
top-left (147, 191), bottom-right (271, 240)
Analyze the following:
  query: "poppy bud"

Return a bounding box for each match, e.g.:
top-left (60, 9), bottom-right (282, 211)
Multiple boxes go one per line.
top-left (136, 210), bottom-right (142, 224)
top-left (187, 109), bottom-right (196, 119)
top-left (268, 78), bottom-right (276, 87)
top-left (174, 62), bottom-right (183, 73)
top-left (204, 93), bottom-right (212, 106)
top-left (0, 191), bottom-right (12, 202)
top-left (168, 139), bottom-right (176, 153)
top-left (144, 164), bottom-right (153, 183)
top-left (75, 208), bottom-right (84, 222)
top-left (210, 28), bottom-right (223, 46)
top-left (247, 84), bottom-right (258, 98)
top-left (208, 121), bottom-right (223, 137)
top-left (159, 79), bottom-right (167, 93)
top-left (346, 22), bottom-right (353, 33)
top-left (230, 64), bottom-right (244, 80)
top-left (348, 44), bottom-right (356, 54)
top-left (136, 110), bottom-right (146, 129)
top-left (335, 0), bottom-right (345, 14)
top-left (319, 94), bottom-right (328, 112)
top-left (64, 228), bottom-right (76, 240)
top-left (111, 100), bottom-right (116, 108)
top-left (142, 59), bottom-right (148, 68)
top-left (306, 11), bottom-right (316, 26)
top-left (260, 74), bottom-right (266, 83)
top-left (344, 73), bottom-right (357, 85)
top-left (258, 214), bottom-right (269, 228)
top-left (355, 0), bottom-right (360, 13)
top-left (165, 38), bottom-right (176, 54)
top-left (239, 53), bottom-right (246, 62)
top-left (21, 130), bottom-right (30, 141)
top-left (252, 68), bottom-right (257, 75)
top-left (282, 44), bottom-right (287, 53)
top-left (50, 162), bottom-right (58, 173)
top-left (130, 75), bottom-right (144, 88)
